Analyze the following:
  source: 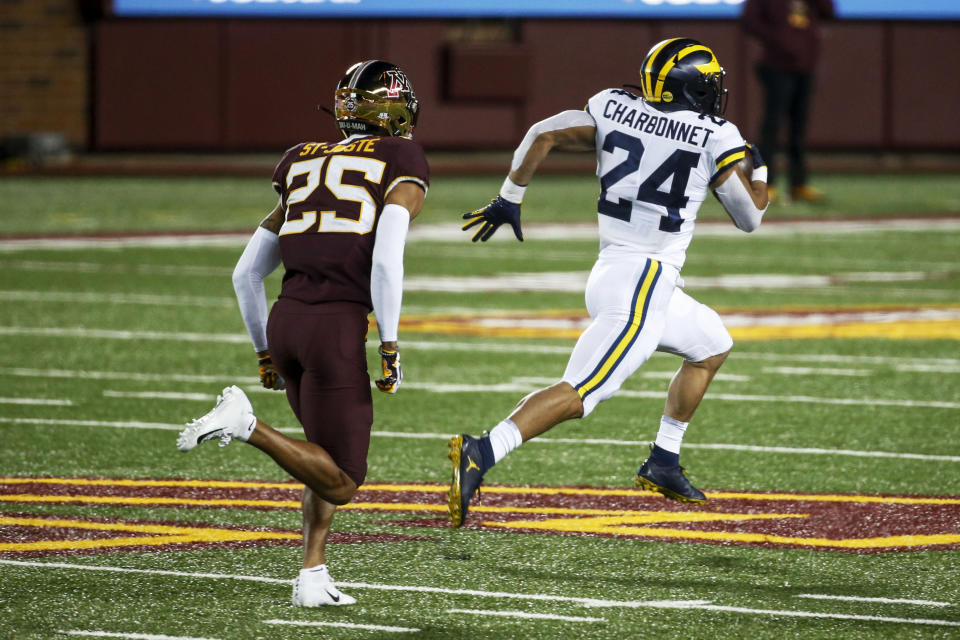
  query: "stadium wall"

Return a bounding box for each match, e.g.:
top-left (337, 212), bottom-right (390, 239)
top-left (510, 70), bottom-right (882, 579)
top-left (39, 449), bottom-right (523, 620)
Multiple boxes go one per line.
top-left (2, 4), bottom-right (959, 153)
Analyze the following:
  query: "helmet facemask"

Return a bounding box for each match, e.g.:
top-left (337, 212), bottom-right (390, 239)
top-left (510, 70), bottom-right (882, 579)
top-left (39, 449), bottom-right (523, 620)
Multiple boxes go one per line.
top-left (682, 69), bottom-right (727, 117)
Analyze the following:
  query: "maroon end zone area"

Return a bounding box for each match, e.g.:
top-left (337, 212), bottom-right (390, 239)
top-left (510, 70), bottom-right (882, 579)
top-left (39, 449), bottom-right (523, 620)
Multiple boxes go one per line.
top-left (2, 477), bottom-right (959, 555)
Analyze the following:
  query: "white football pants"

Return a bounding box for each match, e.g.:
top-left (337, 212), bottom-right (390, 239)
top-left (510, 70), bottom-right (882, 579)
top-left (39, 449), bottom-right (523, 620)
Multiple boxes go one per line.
top-left (561, 253), bottom-right (733, 417)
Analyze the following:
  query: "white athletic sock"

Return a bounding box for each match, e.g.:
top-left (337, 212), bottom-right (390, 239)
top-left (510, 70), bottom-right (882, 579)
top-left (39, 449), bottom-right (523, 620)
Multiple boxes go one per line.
top-left (488, 419), bottom-right (523, 463)
top-left (654, 415), bottom-right (689, 454)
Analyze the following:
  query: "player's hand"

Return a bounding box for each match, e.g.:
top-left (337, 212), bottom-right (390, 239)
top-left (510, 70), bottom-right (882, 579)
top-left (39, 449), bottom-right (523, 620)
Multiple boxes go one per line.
top-left (745, 141), bottom-right (765, 170)
top-left (375, 346), bottom-right (402, 393)
top-left (462, 196), bottom-right (524, 242)
top-left (257, 352), bottom-right (286, 390)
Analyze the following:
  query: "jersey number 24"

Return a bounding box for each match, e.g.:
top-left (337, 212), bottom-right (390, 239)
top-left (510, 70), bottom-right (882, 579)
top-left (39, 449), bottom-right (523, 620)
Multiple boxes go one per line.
top-left (598, 130), bottom-right (699, 233)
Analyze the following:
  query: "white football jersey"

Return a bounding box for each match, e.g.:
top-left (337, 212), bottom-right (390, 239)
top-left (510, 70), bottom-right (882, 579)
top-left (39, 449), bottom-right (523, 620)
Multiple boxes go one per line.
top-left (586, 88), bottom-right (747, 270)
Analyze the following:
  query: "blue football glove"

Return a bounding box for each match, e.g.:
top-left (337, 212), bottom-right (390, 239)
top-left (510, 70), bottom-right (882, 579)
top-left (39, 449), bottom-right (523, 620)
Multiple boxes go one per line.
top-left (745, 141), bottom-right (765, 170)
top-left (375, 346), bottom-right (402, 394)
top-left (462, 196), bottom-right (524, 242)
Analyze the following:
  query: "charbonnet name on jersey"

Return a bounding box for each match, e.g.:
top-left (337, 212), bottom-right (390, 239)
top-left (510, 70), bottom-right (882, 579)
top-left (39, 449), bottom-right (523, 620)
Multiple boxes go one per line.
top-left (601, 96), bottom-right (715, 148)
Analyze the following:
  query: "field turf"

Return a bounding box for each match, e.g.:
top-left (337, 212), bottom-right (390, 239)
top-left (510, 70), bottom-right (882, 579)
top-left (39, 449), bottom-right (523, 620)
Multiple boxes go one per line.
top-left (0, 172), bottom-right (958, 639)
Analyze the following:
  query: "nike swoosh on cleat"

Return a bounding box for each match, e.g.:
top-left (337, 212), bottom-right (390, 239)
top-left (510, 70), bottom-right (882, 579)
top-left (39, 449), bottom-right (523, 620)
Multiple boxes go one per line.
top-left (325, 589), bottom-right (340, 603)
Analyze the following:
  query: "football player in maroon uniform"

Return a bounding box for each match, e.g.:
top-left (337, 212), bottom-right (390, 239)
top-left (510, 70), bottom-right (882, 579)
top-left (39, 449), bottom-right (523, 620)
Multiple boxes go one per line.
top-left (178, 60), bottom-right (428, 607)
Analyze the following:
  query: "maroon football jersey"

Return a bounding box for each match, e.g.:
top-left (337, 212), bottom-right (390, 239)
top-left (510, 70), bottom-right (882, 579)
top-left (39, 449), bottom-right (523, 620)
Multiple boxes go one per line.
top-left (271, 135), bottom-right (429, 309)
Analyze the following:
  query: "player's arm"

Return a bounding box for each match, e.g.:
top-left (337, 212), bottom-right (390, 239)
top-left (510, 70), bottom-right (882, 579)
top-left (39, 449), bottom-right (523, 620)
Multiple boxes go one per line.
top-left (232, 201), bottom-right (286, 389)
top-left (710, 143), bottom-right (769, 233)
top-left (508, 111), bottom-right (597, 185)
top-left (371, 180), bottom-right (425, 393)
top-left (463, 110), bottom-right (596, 242)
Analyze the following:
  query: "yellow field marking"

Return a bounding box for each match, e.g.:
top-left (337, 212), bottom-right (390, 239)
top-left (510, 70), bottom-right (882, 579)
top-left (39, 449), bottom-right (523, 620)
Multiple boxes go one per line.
top-left (729, 320), bottom-right (960, 341)
top-left (0, 515), bottom-right (299, 553)
top-left (0, 494), bottom-right (300, 509)
top-left (4, 478), bottom-right (957, 506)
top-left (345, 502), bottom-right (641, 517)
top-left (398, 310), bottom-right (960, 341)
top-left (703, 491), bottom-right (960, 506)
top-left (487, 516), bottom-right (960, 550)
top-left (401, 319), bottom-right (960, 341)
top-left (0, 477), bottom-right (299, 490)
top-left (487, 511), bottom-right (808, 529)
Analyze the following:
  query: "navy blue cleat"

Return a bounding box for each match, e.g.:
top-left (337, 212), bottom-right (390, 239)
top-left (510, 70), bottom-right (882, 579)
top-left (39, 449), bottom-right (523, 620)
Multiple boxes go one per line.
top-left (447, 434), bottom-right (492, 527)
top-left (636, 450), bottom-right (706, 504)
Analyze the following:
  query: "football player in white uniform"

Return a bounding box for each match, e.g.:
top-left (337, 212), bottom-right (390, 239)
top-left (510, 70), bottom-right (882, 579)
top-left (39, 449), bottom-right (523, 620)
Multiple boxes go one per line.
top-left (448, 38), bottom-right (768, 527)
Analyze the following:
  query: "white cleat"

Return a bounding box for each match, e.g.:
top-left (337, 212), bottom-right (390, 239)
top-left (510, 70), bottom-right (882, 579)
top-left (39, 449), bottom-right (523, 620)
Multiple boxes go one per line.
top-left (292, 565), bottom-right (356, 607)
top-left (176, 385), bottom-right (256, 452)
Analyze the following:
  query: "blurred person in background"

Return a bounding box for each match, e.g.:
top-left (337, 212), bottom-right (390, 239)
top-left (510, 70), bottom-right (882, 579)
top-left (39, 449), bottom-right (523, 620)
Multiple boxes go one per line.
top-left (742, 0), bottom-right (835, 204)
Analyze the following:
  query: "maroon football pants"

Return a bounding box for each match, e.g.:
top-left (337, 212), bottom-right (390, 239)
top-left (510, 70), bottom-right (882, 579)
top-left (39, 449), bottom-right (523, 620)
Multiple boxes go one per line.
top-left (266, 298), bottom-right (372, 486)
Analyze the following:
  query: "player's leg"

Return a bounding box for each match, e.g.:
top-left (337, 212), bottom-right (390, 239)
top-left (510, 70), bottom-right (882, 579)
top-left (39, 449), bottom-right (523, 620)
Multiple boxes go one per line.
top-left (662, 350), bottom-right (729, 424)
top-left (301, 487), bottom-right (336, 568)
top-left (290, 487), bottom-right (356, 606)
top-left (504, 381), bottom-right (585, 441)
top-left (251, 300), bottom-right (360, 506)
top-left (245, 423), bottom-right (357, 505)
top-left (448, 257), bottom-right (675, 526)
top-left (286, 304), bottom-right (371, 607)
top-left (638, 287), bottom-right (733, 503)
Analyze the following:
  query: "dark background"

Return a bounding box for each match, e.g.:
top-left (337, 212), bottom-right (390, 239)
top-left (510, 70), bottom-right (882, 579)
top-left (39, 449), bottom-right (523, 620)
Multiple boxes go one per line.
top-left (2, 1), bottom-right (959, 154)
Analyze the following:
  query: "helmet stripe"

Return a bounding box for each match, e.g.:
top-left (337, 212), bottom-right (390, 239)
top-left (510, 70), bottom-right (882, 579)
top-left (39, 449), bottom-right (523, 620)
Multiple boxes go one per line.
top-left (642, 38), bottom-right (680, 99)
top-left (346, 60), bottom-right (378, 90)
top-left (653, 44), bottom-right (714, 101)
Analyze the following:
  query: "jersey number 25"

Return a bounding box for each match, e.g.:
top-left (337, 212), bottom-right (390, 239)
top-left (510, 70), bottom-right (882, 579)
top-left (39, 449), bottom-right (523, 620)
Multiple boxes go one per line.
top-left (279, 155), bottom-right (386, 236)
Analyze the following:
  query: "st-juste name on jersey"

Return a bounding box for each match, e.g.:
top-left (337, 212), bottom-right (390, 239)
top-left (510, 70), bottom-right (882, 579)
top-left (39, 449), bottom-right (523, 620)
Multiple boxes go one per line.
top-left (586, 88), bottom-right (746, 270)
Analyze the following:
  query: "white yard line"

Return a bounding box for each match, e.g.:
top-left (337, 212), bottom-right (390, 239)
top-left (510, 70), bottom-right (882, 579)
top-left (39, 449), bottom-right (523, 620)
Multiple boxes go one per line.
top-left (0, 362), bottom-right (954, 410)
top-left (0, 559), bottom-right (702, 610)
top-left (0, 290), bottom-right (235, 308)
top-left (0, 259), bottom-right (232, 277)
top-left (1, 328), bottom-right (959, 372)
top-left (0, 234), bottom-right (249, 252)
top-left (683, 603), bottom-right (960, 628)
top-left (446, 608), bottom-right (605, 623)
top-left (0, 326), bottom-right (248, 344)
top-left (0, 367), bottom-right (248, 384)
top-left (613, 389), bottom-right (960, 410)
top-left (761, 367), bottom-right (871, 377)
top-left (796, 594), bottom-right (953, 607)
top-left (2, 219), bottom-right (958, 254)
top-left (404, 271), bottom-right (953, 293)
top-left (0, 416), bottom-right (302, 435)
top-left (6, 561), bottom-right (957, 630)
top-left (0, 397), bottom-right (72, 406)
top-left (734, 350), bottom-right (960, 369)
top-left (60, 632), bottom-right (221, 640)
top-left (103, 391), bottom-right (216, 402)
top-left (2, 419), bottom-right (958, 462)
top-left (263, 619), bottom-right (420, 633)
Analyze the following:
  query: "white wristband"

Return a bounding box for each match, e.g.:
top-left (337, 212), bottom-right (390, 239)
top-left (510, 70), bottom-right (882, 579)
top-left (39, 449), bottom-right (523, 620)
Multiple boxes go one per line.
top-left (499, 177), bottom-right (526, 204)
top-left (751, 166), bottom-right (768, 184)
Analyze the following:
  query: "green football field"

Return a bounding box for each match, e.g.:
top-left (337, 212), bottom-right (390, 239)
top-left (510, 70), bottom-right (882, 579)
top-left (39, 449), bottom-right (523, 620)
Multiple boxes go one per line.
top-left (0, 172), bottom-right (958, 639)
